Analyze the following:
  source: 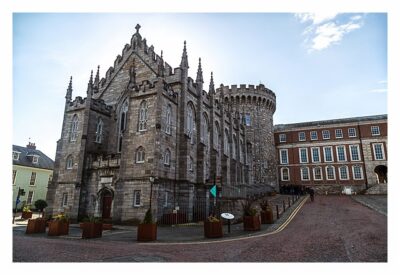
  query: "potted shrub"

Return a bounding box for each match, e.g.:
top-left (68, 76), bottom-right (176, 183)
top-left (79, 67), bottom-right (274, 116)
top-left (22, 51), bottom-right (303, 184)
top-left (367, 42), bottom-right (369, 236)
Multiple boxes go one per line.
top-left (204, 215), bottom-right (223, 238)
top-left (21, 206), bottom-right (32, 219)
top-left (260, 199), bottom-right (274, 224)
top-left (34, 199), bottom-right (48, 217)
top-left (81, 216), bottom-right (103, 239)
top-left (241, 198), bottom-right (261, 231)
top-left (25, 217), bottom-right (46, 234)
top-left (48, 213), bottom-right (69, 236)
top-left (137, 209), bottom-right (157, 241)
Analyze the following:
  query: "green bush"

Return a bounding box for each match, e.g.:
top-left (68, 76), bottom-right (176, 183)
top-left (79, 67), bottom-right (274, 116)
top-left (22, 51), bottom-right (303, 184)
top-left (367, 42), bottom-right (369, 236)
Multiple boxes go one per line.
top-left (142, 208), bottom-right (154, 224)
top-left (34, 199), bottom-right (48, 212)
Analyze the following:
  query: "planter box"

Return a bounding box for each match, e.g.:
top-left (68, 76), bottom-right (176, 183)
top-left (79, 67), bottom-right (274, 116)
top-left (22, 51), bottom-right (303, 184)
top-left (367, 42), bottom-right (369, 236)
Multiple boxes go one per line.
top-left (82, 222), bottom-right (103, 239)
top-left (204, 220), bottom-right (223, 238)
top-left (21, 211), bottom-right (32, 219)
top-left (243, 215), bottom-right (261, 231)
top-left (137, 223), bottom-right (157, 241)
top-left (260, 210), bottom-right (274, 224)
top-left (48, 220), bottom-right (69, 236)
top-left (102, 223), bottom-right (113, 230)
top-left (25, 218), bottom-right (46, 234)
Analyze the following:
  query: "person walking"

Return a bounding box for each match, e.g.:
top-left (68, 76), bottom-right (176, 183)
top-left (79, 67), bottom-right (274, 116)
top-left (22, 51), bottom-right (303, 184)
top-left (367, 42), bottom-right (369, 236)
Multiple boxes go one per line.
top-left (309, 188), bottom-right (315, 202)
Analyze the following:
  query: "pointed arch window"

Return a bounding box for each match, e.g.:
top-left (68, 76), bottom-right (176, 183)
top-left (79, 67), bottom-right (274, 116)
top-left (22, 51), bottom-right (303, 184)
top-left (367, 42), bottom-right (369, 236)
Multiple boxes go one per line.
top-left (70, 114), bottom-right (79, 142)
top-left (188, 156), bottom-right (194, 172)
top-left (164, 148), bottom-right (171, 165)
top-left (95, 118), bottom-right (104, 143)
top-left (165, 104), bottom-right (172, 135)
top-left (214, 122), bottom-right (220, 151)
top-left (201, 113), bottom-right (209, 148)
top-left (139, 100), bottom-right (148, 131)
top-left (136, 147), bottom-right (145, 163)
top-left (224, 129), bottom-right (230, 155)
top-left (232, 134), bottom-right (237, 159)
top-left (118, 100), bottom-right (129, 152)
top-left (186, 103), bottom-right (195, 143)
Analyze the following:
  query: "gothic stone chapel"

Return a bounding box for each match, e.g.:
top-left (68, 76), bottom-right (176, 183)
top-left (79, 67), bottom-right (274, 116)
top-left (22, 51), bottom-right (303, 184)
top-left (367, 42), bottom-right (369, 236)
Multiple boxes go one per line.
top-left (46, 25), bottom-right (278, 223)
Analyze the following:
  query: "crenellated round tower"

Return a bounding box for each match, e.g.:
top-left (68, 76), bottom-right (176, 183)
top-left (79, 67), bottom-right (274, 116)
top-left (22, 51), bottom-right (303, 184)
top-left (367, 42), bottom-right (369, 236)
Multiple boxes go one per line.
top-left (216, 84), bottom-right (277, 190)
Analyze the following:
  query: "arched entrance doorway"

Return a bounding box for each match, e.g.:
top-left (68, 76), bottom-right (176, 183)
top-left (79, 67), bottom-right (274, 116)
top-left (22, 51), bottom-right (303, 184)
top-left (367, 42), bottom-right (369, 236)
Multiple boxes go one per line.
top-left (374, 165), bottom-right (387, 184)
top-left (99, 189), bottom-right (113, 219)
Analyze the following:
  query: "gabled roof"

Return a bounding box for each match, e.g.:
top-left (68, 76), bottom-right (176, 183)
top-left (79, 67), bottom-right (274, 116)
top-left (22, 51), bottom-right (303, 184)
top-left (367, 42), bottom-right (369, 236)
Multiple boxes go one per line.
top-left (12, 145), bottom-right (54, 170)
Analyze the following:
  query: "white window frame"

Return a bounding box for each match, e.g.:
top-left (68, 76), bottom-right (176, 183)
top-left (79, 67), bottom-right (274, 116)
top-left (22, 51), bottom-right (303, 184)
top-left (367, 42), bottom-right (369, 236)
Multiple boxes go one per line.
top-left (326, 166), bottom-right (336, 180)
top-left (371, 126), bottom-right (380, 136)
top-left (133, 190), bottom-right (141, 207)
top-left (165, 104), bottom-right (172, 135)
top-left (310, 131), bottom-right (318, 140)
top-left (279, 134), bottom-right (286, 143)
top-left (32, 156), bottom-right (39, 164)
top-left (138, 100), bottom-right (148, 131)
top-left (300, 167), bottom-right (310, 181)
top-left (13, 170), bottom-right (17, 185)
top-left (298, 132), bottom-right (306, 141)
top-left (281, 167), bottom-right (290, 181)
top-left (95, 118), bottom-right (104, 143)
top-left (352, 165), bottom-right (364, 180)
top-left (136, 147), bottom-right (145, 163)
top-left (335, 129), bottom-right (343, 139)
top-left (339, 166), bottom-right (349, 180)
top-left (13, 151), bottom-right (20, 161)
top-left (299, 148), bottom-right (308, 163)
top-left (323, 146), bottom-right (333, 162)
top-left (322, 130), bottom-right (330, 140)
top-left (373, 143), bottom-right (385, 160)
top-left (336, 145), bottom-right (347, 162)
top-left (280, 149), bottom-right (289, 165)
top-left (349, 145), bottom-right (361, 161)
top-left (29, 172), bottom-right (36, 186)
top-left (62, 193), bottom-right (68, 207)
top-left (348, 128), bottom-right (357, 137)
top-left (163, 192), bottom-right (169, 207)
top-left (66, 155), bottom-right (73, 169)
top-left (188, 156), bottom-right (194, 172)
top-left (164, 149), bottom-right (171, 165)
top-left (70, 115), bottom-right (79, 142)
top-left (311, 147), bottom-right (320, 163)
top-left (313, 167), bottom-right (323, 181)
top-left (27, 191), bottom-right (34, 205)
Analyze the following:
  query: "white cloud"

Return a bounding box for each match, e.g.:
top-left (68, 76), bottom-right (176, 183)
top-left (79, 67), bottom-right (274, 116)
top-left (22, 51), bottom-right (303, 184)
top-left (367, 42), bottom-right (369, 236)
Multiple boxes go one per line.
top-left (295, 13), bottom-right (364, 52)
top-left (310, 21), bottom-right (362, 51)
top-left (369, 88), bottom-right (387, 93)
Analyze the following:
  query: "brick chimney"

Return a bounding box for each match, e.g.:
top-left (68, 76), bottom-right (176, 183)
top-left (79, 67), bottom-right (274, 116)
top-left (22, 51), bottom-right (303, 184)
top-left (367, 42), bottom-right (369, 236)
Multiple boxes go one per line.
top-left (27, 142), bottom-right (36, 150)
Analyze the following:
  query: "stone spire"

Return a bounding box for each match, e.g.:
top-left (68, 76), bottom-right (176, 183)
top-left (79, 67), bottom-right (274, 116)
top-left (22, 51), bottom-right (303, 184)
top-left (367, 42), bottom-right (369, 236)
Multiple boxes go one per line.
top-left (196, 58), bottom-right (203, 83)
top-left (158, 50), bottom-right (165, 77)
top-left (209, 72), bottom-right (215, 93)
top-left (93, 65), bottom-right (100, 92)
top-left (86, 70), bottom-right (93, 96)
top-left (65, 76), bottom-right (73, 101)
top-left (180, 41), bottom-right (189, 69)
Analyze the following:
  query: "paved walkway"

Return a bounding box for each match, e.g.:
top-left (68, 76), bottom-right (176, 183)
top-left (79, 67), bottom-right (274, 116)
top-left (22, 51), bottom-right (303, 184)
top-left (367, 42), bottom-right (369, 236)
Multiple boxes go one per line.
top-left (351, 195), bottom-right (387, 216)
top-left (13, 195), bottom-right (386, 262)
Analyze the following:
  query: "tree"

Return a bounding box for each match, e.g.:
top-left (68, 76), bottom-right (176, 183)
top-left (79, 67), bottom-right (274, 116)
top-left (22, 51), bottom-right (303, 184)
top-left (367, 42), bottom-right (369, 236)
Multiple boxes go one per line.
top-left (34, 199), bottom-right (48, 216)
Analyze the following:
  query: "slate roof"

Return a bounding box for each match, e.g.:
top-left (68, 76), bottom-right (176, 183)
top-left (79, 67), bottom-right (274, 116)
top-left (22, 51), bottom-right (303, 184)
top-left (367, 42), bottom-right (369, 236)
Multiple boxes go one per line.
top-left (12, 145), bottom-right (54, 170)
top-left (274, 114), bottom-right (387, 132)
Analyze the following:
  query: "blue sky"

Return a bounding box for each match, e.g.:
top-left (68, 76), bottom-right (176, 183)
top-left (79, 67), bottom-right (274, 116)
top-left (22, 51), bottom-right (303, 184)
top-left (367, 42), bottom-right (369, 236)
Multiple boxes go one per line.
top-left (12, 13), bottom-right (387, 159)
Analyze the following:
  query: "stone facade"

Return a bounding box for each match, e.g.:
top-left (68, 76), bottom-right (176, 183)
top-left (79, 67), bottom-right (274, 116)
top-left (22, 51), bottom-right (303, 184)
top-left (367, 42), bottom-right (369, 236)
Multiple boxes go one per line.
top-left (46, 25), bottom-right (277, 222)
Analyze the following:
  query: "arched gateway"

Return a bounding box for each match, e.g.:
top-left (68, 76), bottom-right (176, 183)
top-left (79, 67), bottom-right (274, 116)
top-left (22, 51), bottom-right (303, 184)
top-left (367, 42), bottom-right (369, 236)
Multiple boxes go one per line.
top-left (374, 165), bottom-right (387, 184)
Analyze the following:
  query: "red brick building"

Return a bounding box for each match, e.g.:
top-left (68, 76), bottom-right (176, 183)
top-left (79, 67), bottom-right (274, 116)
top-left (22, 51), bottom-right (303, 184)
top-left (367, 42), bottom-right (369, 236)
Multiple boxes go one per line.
top-left (274, 114), bottom-right (387, 194)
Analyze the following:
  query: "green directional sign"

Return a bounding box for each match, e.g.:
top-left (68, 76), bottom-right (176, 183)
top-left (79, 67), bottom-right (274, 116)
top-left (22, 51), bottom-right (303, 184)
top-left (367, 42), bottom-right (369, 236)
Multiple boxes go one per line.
top-left (210, 185), bottom-right (217, 198)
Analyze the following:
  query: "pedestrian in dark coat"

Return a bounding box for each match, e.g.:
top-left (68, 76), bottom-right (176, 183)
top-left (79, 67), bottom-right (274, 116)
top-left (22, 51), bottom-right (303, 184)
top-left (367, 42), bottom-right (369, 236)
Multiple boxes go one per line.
top-left (309, 188), bottom-right (315, 202)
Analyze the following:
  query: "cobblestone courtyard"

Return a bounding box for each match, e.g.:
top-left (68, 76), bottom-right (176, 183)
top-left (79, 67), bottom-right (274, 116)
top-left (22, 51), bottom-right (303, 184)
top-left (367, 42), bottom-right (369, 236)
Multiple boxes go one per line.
top-left (13, 195), bottom-right (387, 262)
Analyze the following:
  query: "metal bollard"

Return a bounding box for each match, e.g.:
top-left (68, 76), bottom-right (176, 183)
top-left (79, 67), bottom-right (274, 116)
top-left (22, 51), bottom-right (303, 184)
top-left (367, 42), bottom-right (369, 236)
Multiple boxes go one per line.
top-left (276, 205), bottom-right (279, 219)
top-left (283, 200), bottom-right (286, 212)
top-left (288, 197), bottom-right (291, 207)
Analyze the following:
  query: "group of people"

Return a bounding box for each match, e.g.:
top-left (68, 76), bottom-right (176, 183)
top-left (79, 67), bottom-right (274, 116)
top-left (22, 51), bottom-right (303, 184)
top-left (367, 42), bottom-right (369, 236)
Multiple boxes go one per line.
top-left (280, 184), bottom-right (315, 202)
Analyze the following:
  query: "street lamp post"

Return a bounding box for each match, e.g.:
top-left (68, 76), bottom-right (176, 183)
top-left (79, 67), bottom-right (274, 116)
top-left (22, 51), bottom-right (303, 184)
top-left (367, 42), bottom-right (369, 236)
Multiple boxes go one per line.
top-left (149, 176), bottom-right (155, 211)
